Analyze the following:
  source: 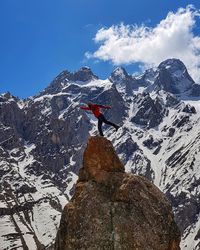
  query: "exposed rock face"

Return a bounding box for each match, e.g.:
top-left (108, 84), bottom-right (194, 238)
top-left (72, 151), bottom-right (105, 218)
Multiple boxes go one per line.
top-left (155, 59), bottom-right (195, 94)
top-left (109, 67), bottom-right (141, 93)
top-left (55, 136), bottom-right (180, 250)
top-left (73, 66), bottom-right (98, 82)
top-left (42, 67), bottom-right (98, 95)
top-left (131, 93), bottom-right (166, 128)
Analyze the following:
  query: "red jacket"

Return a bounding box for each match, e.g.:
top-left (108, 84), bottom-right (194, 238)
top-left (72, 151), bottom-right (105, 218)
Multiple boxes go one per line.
top-left (80, 104), bottom-right (111, 118)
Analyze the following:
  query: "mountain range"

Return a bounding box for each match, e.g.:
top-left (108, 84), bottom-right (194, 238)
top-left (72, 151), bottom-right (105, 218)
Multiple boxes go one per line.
top-left (0, 58), bottom-right (200, 249)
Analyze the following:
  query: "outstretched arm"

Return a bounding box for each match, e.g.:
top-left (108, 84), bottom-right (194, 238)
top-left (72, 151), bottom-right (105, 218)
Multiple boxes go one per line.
top-left (97, 105), bottom-right (111, 109)
top-left (80, 106), bottom-right (90, 110)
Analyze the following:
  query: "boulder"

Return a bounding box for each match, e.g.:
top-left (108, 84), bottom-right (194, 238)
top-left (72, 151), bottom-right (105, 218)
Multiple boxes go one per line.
top-left (55, 136), bottom-right (180, 250)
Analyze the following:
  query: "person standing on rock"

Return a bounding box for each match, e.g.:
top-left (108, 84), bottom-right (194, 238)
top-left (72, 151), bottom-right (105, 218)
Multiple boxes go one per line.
top-left (80, 103), bottom-right (119, 136)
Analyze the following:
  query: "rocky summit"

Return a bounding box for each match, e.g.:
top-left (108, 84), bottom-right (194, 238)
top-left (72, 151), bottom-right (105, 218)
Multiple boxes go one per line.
top-left (55, 136), bottom-right (180, 250)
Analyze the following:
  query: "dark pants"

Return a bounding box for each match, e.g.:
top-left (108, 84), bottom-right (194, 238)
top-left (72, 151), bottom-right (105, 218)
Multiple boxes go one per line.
top-left (97, 114), bottom-right (118, 136)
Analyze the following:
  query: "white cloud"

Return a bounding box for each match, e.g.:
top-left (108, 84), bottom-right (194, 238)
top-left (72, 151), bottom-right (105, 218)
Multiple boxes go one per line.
top-left (86, 5), bottom-right (200, 82)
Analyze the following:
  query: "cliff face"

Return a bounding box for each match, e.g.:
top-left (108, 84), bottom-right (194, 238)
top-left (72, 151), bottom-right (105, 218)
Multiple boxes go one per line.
top-left (55, 136), bottom-right (180, 250)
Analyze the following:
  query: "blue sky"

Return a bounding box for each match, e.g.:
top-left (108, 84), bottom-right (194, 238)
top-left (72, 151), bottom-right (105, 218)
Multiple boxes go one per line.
top-left (0, 0), bottom-right (200, 98)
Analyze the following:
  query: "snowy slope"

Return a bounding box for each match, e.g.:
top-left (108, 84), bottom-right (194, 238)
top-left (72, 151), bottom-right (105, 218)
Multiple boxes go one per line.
top-left (0, 142), bottom-right (72, 249)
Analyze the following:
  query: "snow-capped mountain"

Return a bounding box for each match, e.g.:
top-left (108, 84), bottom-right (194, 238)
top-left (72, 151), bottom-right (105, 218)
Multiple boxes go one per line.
top-left (0, 58), bottom-right (200, 249)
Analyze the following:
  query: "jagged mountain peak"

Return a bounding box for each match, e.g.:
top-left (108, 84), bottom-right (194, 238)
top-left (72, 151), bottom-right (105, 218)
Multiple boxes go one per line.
top-left (0, 91), bottom-right (20, 104)
top-left (157, 58), bottom-right (194, 85)
top-left (53, 67), bottom-right (98, 83)
top-left (112, 66), bottom-right (128, 77)
top-left (1, 91), bottom-right (13, 99)
top-left (73, 66), bottom-right (98, 82)
top-left (41, 67), bottom-right (99, 96)
top-left (154, 58), bottom-right (195, 94)
top-left (109, 66), bottom-right (129, 84)
top-left (158, 58), bottom-right (186, 71)
top-left (40, 58), bottom-right (197, 98)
